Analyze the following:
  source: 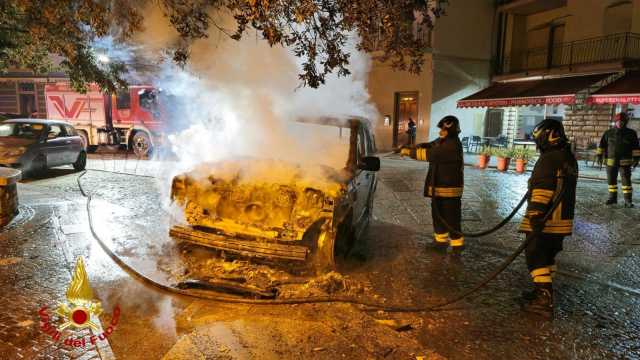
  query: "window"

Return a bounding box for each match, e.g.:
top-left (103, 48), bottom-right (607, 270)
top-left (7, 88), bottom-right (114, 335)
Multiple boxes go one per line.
top-left (139, 89), bottom-right (157, 111)
top-left (116, 91), bottom-right (131, 110)
top-left (64, 125), bottom-right (76, 136)
top-left (0, 123), bottom-right (45, 139)
top-left (18, 82), bottom-right (35, 92)
top-left (357, 128), bottom-right (367, 159)
top-left (48, 124), bottom-right (65, 138)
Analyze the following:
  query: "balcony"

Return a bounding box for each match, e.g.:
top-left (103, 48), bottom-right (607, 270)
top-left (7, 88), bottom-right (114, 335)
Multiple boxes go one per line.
top-left (499, 32), bottom-right (640, 75)
top-left (497, 0), bottom-right (567, 15)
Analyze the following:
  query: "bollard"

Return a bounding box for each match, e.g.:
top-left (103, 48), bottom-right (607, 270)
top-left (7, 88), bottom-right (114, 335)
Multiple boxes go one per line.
top-left (0, 168), bottom-right (21, 227)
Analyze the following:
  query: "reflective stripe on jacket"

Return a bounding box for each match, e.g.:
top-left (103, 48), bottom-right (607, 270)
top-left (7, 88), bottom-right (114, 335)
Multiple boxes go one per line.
top-left (597, 127), bottom-right (640, 166)
top-left (420, 136), bottom-right (464, 198)
top-left (519, 146), bottom-right (578, 235)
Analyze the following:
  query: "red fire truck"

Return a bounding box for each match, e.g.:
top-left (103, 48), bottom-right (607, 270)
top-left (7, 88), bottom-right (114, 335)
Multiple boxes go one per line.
top-left (44, 83), bottom-right (165, 157)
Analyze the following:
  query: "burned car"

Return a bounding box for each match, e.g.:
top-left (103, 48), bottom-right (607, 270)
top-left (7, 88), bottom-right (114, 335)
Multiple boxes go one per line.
top-left (169, 117), bottom-right (379, 271)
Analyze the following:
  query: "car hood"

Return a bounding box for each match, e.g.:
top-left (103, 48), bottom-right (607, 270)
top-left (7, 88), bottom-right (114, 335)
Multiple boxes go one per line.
top-left (171, 158), bottom-right (351, 241)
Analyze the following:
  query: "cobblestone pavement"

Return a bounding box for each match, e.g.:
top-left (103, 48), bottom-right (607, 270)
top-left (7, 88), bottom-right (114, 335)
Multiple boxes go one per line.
top-left (359, 157), bottom-right (640, 359)
top-left (1, 157), bottom-right (640, 359)
top-left (0, 176), bottom-right (107, 360)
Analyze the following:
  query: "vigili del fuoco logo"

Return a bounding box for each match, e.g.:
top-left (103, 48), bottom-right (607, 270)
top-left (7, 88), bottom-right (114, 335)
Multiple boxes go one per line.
top-left (38, 257), bottom-right (121, 348)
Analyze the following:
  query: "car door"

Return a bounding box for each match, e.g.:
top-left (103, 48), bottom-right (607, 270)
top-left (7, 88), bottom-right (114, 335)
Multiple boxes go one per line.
top-left (362, 126), bottom-right (377, 210)
top-left (63, 124), bottom-right (83, 163)
top-left (353, 125), bottom-right (371, 228)
top-left (43, 124), bottom-right (68, 166)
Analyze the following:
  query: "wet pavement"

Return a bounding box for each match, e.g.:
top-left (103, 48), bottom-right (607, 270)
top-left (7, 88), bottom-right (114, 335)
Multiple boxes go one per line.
top-left (0, 155), bottom-right (639, 359)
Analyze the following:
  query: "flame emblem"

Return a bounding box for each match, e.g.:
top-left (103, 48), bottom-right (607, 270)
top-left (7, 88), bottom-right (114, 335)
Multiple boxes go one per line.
top-left (55, 257), bottom-right (103, 331)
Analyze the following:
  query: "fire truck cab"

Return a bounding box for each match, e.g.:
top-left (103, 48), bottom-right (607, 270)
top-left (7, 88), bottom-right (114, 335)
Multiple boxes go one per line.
top-left (44, 83), bottom-right (164, 157)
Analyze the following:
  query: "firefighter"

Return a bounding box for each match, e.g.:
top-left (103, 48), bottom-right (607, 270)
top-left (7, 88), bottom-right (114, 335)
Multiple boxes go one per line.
top-left (519, 119), bottom-right (578, 318)
top-left (419, 115), bottom-right (464, 254)
top-left (597, 112), bottom-right (640, 207)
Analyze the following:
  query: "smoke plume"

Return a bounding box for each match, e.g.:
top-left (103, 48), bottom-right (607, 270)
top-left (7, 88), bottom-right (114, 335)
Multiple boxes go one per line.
top-left (133, 10), bottom-right (378, 179)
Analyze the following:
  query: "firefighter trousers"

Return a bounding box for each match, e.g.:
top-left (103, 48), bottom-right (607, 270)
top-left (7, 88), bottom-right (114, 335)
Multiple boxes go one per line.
top-left (431, 197), bottom-right (463, 247)
top-left (525, 233), bottom-right (564, 283)
top-left (607, 165), bottom-right (632, 200)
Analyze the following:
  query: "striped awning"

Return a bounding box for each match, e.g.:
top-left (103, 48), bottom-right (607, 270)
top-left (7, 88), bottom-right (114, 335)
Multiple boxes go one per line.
top-left (587, 72), bottom-right (640, 105)
top-left (457, 73), bottom-right (611, 108)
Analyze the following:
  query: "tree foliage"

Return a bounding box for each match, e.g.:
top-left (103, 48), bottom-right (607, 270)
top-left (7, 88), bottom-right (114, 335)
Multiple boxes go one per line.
top-left (0, 0), bottom-right (444, 91)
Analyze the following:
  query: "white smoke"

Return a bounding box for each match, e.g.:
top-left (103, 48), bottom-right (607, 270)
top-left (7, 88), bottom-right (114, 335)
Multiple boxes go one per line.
top-left (134, 12), bottom-right (378, 178)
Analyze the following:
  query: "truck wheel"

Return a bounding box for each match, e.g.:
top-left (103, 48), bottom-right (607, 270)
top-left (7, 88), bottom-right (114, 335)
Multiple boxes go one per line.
top-left (132, 132), bottom-right (153, 158)
top-left (73, 151), bottom-right (87, 171)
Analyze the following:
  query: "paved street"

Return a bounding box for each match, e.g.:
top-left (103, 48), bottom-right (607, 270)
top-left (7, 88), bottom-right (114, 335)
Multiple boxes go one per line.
top-left (1, 156), bottom-right (639, 359)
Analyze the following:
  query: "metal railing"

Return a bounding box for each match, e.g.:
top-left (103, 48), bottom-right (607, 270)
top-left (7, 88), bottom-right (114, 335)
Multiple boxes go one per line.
top-left (500, 32), bottom-right (640, 74)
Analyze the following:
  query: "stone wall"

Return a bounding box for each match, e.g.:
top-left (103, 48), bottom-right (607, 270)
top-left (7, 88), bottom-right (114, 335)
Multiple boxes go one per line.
top-left (564, 103), bottom-right (614, 150)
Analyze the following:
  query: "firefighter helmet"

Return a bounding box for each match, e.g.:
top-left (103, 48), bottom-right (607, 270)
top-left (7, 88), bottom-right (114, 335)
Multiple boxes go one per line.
top-left (437, 115), bottom-right (461, 134)
top-left (614, 112), bottom-right (629, 128)
top-left (531, 118), bottom-right (567, 151)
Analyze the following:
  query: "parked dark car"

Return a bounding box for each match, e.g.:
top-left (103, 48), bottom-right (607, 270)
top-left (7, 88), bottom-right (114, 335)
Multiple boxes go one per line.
top-left (169, 117), bottom-right (380, 271)
top-left (0, 119), bottom-right (87, 177)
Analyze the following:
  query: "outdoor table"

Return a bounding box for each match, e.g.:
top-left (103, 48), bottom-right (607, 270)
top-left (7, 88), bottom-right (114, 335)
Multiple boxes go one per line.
top-left (0, 168), bottom-right (21, 227)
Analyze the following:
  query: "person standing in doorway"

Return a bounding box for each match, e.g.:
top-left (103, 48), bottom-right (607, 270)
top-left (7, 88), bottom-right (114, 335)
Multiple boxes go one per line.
top-left (407, 117), bottom-right (417, 146)
top-left (597, 112), bottom-right (640, 207)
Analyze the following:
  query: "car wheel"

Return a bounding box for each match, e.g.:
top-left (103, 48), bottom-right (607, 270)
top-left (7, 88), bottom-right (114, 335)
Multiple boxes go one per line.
top-left (30, 154), bottom-right (47, 178)
top-left (73, 151), bottom-right (87, 171)
top-left (313, 228), bottom-right (337, 273)
top-left (132, 132), bottom-right (153, 158)
top-left (313, 218), bottom-right (354, 273)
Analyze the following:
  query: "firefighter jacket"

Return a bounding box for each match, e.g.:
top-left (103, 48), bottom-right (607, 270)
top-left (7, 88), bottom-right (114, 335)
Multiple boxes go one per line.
top-left (597, 127), bottom-right (640, 166)
top-left (519, 146), bottom-right (578, 236)
top-left (419, 136), bottom-right (464, 198)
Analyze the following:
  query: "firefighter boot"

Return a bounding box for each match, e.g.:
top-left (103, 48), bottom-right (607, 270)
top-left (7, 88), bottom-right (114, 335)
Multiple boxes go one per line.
top-left (521, 283), bottom-right (554, 319)
top-left (606, 190), bottom-right (617, 205)
top-left (427, 233), bottom-right (449, 253)
top-left (449, 237), bottom-right (465, 256)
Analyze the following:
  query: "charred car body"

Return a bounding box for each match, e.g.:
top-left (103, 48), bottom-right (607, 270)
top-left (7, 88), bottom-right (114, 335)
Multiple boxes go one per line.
top-left (170, 117), bottom-right (379, 271)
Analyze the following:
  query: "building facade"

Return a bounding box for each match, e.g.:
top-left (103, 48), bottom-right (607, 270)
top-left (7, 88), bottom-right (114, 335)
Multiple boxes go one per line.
top-left (458, 0), bottom-right (640, 150)
top-left (0, 72), bottom-right (67, 119)
top-left (368, 0), bottom-right (496, 151)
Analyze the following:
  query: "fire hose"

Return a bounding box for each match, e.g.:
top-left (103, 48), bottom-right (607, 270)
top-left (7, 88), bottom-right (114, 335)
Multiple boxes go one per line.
top-left (429, 163), bottom-right (529, 238)
top-left (76, 170), bottom-right (564, 312)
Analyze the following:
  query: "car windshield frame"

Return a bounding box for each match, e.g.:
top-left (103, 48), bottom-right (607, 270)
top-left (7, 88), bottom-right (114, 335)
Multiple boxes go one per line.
top-left (0, 122), bottom-right (46, 140)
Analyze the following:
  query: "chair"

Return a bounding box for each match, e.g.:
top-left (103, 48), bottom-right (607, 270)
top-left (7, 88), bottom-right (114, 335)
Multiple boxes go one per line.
top-left (461, 137), bottom-right (469, 152)
top-left (469, 136), bottom-right (482, 153)
top-left (492, 135), bottom-right (508, 148)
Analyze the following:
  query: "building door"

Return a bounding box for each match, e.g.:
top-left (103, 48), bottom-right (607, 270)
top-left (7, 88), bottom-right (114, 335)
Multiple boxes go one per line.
top-left (19, 94), bottom-right (36, 117)
top-left (393, 92), bottom-right (419, 147)
top-left (18, 82), bottom-right (37, 117)
top-left (549, 24), bottom-right (565, 68)
top-left (484, 109), bottom-right (504, 137)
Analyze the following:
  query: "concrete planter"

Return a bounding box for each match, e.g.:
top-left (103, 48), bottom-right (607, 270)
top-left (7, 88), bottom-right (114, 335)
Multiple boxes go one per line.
top-left (0, 168), bottom-right (21, 227)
